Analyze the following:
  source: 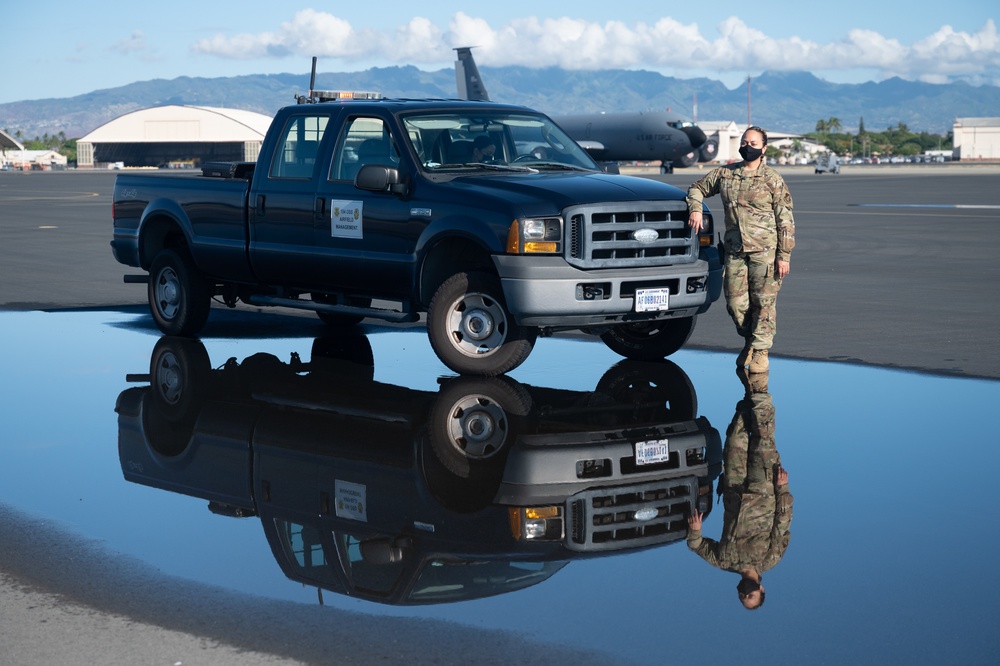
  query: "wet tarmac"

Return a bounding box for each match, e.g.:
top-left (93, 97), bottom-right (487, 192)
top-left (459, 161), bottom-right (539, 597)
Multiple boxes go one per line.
top-left (2, 307), bottom-right (998, 664)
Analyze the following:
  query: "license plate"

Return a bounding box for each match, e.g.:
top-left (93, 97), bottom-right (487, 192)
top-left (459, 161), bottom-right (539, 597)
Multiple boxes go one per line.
top-left (635, 438), bottom-right (670, 465)
top-left (635, 288), bottom-right (670, 312)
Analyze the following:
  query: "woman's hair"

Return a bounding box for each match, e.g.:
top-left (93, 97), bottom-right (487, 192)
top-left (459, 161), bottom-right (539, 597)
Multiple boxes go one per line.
top-left (744, 125), bottom-right (768, 146)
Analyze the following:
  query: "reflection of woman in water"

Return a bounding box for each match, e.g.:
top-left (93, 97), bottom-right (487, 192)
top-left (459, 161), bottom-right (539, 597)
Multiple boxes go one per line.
top-left (685, 370), bottom-right (793, 610)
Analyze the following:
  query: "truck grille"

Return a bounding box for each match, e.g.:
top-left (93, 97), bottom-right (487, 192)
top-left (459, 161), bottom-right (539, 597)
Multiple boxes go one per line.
top-left (565, 477), bottom-right (697, 552)
top-left (566, 201), bottom-right (696, 269)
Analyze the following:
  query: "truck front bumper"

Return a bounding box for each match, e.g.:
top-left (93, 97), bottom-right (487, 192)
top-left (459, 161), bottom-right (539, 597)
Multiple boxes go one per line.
top-left (493, 255), bottom-right (722, 328)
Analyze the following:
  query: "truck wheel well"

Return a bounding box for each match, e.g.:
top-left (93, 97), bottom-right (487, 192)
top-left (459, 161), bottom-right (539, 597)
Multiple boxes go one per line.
top-left (419, 238), bottom-right (494, 307)
top-left (140, 216), bottom-right (189, 269)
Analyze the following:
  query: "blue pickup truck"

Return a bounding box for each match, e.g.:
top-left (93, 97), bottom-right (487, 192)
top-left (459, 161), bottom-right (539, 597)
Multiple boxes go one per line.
top-left (112, 91), bottom-right (721, 375)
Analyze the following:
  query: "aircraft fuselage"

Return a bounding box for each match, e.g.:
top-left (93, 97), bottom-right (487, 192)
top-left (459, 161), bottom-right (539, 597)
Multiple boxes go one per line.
top-left (555, 112), bottom-right (707, 165)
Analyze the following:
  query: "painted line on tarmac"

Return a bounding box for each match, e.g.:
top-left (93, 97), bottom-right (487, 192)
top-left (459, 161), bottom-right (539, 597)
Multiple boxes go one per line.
top-left (849, 203), bottom-right (1000, 209)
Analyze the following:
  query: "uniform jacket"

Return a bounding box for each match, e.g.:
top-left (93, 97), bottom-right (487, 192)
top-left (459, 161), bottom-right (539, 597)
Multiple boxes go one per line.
top-left (686, 162), bottom-right (796, 262)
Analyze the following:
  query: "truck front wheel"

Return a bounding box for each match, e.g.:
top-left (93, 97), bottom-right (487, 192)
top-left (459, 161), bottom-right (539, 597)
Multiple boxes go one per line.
top-left (600, 316), bottom-right (696, 361)
top-left (427, 272), bottom-right (537, 376)
top-left (148, 249), bottom-right (211, 336)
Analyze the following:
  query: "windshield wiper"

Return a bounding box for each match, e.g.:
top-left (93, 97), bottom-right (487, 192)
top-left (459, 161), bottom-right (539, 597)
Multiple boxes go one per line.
top-left (529, 162), bottom-right (593, 172)
top-left (464, 162), bottom-right (539, 173)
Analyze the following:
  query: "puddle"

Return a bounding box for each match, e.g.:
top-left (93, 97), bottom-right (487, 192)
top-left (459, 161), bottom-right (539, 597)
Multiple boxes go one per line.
top-left (1, 309), bottom-right (997, 664)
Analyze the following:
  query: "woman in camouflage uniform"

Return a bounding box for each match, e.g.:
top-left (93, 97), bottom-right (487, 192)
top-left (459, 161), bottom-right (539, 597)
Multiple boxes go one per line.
top-left (685, 126), bottom-right (795, 373)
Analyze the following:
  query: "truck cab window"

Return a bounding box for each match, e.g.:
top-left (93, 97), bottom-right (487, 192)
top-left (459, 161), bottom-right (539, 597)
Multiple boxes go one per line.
top-left (330, 117), bottom-right (399, 181)
top-left (270, 115), bottom-right (329, 179)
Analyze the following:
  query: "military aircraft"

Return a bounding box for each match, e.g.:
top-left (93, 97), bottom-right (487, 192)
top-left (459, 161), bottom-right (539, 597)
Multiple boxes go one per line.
top-left (454, 47), bottom-right (712, 172)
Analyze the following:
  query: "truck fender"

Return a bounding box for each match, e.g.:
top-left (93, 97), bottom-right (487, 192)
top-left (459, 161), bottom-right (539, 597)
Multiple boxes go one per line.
top-left (137, 197), bottom-right (195, 268)
top-left (415, 215), bottom-right (507, 304)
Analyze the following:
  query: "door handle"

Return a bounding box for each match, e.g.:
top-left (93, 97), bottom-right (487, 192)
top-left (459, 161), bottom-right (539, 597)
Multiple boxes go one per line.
top-left (256, 194), bottom-right (266, 214)
top-left (315, 197), bottom-right (325, 215)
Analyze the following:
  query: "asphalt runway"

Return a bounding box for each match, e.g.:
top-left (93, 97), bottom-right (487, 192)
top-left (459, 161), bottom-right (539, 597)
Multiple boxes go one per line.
top-left (2, 165), bottom-right (998, 378)
top-left (1, 165), bottom-right (999, 664)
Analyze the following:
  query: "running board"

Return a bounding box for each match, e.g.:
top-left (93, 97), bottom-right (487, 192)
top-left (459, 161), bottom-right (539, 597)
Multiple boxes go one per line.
top-left (246, 294), bottom-right (419, 323)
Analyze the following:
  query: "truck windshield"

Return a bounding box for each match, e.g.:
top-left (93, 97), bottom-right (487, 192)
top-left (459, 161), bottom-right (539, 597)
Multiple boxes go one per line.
top-left (402, 111), bottom-right (600, 173)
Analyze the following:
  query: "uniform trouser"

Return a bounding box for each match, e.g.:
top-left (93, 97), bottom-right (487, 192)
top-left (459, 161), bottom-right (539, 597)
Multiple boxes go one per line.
top-left (724, 249), bottom-right (782, 350)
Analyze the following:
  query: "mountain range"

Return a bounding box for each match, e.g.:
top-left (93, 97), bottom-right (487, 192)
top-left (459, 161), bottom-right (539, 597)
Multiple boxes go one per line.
top-left (2, 65), bottom-right (997, 140)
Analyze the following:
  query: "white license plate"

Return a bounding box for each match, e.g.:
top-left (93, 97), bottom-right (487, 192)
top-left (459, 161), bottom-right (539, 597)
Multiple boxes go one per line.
top-left (635, 288), bottom-right (670, 312)
top-left (635, 438), bottom-right (670, 465)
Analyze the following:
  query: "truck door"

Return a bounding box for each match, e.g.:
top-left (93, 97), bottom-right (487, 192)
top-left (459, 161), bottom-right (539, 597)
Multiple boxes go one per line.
top-left (249, 111), bottom-right (336, 287)
top-left (314, 116), bottom-right (417, 296)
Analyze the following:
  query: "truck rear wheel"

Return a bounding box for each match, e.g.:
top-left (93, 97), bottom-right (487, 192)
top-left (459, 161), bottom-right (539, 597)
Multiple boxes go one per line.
top-left (600, 316), bottom-right (696, 361)
top-left (427, 271), bottom-right (537, 376)
top-left (148, 249), bottom-right (211, 336)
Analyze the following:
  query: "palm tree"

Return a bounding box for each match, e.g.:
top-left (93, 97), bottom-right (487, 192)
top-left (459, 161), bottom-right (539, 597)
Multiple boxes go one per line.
top-left (815, 119), bottom-right (829, 133)
top-left (826, 117), bottom-right (843, 133)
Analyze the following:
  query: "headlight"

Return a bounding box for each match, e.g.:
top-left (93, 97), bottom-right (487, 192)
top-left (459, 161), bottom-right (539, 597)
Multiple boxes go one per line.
top-left (699, 211), bottom-right (714, 246)
top-left (509, 506), bottom-right (564, 541)
top-left (506, 217), bottom-right (562, 254)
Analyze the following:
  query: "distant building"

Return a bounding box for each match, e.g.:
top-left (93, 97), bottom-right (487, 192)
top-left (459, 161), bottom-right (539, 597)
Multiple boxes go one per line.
top-left (21, 150), bottom-right (68, 169)
top-left (76, 105), bottom-right (273, 169)
top-left (952, 118), bottom-right (1000, 161)
top-left (696, 121), bottom-right (740, 163)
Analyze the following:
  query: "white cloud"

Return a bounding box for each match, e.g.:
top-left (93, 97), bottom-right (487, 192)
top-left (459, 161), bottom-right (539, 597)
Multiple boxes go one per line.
top-left (189, 11), bottom-right (1000, 84)
top-left (112, 30), bottom-right (148, 56)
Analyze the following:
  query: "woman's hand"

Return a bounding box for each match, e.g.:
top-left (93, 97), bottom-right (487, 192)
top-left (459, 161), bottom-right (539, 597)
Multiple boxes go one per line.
top-left (776, 260), bottom-right (790, 279)
top-left (688, 211), bottom-right (703, 232)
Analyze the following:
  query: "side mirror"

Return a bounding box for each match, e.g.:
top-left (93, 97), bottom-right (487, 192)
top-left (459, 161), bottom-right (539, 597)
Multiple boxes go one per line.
top-left (600, 162), bottom-right (620, 174)
top-left (356, 164), bottom-right (408, 196)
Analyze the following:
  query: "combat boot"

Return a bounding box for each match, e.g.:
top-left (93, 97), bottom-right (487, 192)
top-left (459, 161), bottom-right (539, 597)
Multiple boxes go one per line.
top-left (748, 349), bottom-right (769, 373)
top-left (736, 341), bottom-right (752, 367)
top-left (747, 371), bottom-right (769, 394)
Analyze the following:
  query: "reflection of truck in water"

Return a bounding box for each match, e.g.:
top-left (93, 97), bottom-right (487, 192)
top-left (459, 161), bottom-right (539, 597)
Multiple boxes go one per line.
top-left (116, 333), bottom-right (721, 605)
top-left (814, 154), bottom-right (840, 174)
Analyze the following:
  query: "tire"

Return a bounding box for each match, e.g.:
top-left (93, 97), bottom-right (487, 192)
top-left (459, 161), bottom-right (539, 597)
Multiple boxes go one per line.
top-left (311, 331), bottom-right (375, 382)
top-left (312, 293), bottom-right (371, 327)
top-left (143, 337), bottom-right (211, 456)
top-left (600, 316), bottom-right (696, 361)
top-left (148, 249), bottom-right (211, 336)
top-left (428, 376), bottom-right (532, 478)
top-left (427, 271), bottom-right (537, 376)
top-left (149, 336), bottom-right (211, 422)
top-left (595, 358), bottom-right (697, 422)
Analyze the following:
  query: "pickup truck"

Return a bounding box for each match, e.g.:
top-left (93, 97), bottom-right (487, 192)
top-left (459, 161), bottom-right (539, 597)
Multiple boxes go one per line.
top-left (111, 91), bottom-right (722, 375)
top-left (117, 334), bottom-right (721, 605)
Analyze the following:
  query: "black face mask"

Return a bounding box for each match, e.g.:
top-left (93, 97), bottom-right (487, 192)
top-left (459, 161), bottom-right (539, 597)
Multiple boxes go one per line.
top-left (739, 145), bottom-right (764, 162)
top-left (737, 578), bottom-right (761, 596)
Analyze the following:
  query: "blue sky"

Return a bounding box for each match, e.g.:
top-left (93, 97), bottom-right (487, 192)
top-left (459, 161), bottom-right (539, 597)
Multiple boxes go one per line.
top-left (1, 1), bottom-right (997, 104)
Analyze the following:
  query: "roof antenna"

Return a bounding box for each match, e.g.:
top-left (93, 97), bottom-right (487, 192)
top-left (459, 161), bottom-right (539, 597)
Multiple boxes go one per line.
top-left (297, 56), bottom-right (319, 104)
top-left (310, 56), bottom-right (318, 100)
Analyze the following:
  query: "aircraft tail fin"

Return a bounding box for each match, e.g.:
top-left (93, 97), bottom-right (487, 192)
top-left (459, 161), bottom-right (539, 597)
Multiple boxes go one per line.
top-left (454, 47), bottom-right (490, 101)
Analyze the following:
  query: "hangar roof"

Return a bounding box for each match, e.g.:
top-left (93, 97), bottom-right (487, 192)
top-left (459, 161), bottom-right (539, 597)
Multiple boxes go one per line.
top-left (79, 105), bottom-right (273, 143)
top-left (1, 128), bottom-right (24, 150)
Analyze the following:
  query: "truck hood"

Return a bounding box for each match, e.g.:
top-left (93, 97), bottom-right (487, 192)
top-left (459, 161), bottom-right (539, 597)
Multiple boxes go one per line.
top-left (445, 172), bottom-right (687, 217)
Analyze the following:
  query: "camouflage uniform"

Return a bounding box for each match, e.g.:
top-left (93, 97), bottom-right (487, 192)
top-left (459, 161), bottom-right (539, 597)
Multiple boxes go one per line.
top-left (686, 379), bottom-right (792, 575)
top-left (686, 163), bottom-right (795, 350)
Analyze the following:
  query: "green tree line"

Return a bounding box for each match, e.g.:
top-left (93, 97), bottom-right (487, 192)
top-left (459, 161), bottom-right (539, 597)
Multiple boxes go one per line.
top-left (807, 117), bottom-right (952, 157)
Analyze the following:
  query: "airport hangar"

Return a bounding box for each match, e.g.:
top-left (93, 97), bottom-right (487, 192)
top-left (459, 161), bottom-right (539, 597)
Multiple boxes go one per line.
top-left (69, 104), bottom-right (1000, 168)
top-left (76, 105), bottom-right (273, 169)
